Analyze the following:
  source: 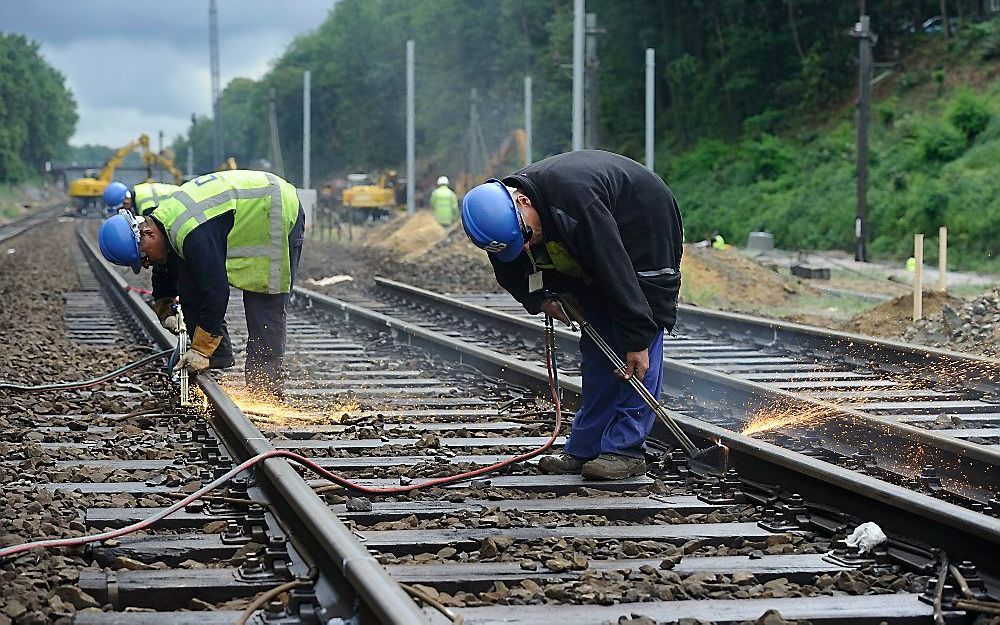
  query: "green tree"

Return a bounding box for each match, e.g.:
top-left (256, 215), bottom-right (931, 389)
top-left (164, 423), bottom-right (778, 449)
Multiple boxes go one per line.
top-left (0, 33), bottom-right (77, 183)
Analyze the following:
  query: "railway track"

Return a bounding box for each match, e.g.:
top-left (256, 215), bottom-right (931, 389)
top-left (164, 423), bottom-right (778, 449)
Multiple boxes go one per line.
top-left (343, 278), bottom-right (1000, 548)
top-left (0, 202), bottom-right (69, 245)
top-left (3, 216), bottom-right (998, 624)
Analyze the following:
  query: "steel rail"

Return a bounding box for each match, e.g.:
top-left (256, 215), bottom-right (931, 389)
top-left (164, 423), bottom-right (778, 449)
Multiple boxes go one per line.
top-left (374, 277), bottom-right (1000, 471)
top-left (77, 225), bottom-right (428, 625)
top-left (675, 303), bottom-right (1000, 394)
top-left (294, 283), bottom-right (1000, 562)
top-left (0, 201), bottom-right (68, 244)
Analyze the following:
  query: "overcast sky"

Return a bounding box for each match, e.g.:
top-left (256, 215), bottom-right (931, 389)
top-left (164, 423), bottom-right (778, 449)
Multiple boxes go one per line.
top-left (0, 1), bottom-right (334, 147)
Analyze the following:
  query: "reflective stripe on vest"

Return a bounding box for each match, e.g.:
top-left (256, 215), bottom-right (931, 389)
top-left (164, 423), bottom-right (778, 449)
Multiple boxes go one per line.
top-left (134, 182), bottom-right (180, 216)
top-left (153, 171), bottom-right (296, 294)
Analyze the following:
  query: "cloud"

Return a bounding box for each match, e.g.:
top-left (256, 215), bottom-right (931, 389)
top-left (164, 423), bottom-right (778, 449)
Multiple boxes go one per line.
top-left (0, 0), bottom-right (334, 147)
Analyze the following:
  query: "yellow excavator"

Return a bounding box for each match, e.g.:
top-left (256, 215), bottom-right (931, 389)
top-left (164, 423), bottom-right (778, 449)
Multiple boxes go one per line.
top-left (341, 170), bottom-right (400, 221)
top-left (68, 134), bottom-right (183, 210)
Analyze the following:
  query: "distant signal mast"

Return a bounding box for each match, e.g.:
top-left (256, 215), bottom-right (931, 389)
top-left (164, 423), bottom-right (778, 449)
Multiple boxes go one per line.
top-left (209, 0), bottom-right (222, 167)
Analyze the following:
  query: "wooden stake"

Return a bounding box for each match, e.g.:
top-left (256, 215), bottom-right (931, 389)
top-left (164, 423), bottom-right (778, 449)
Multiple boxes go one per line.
top-left (914, 233), bottom-right (924, 321)
top-left (937, 226), bottom-right (947, 292)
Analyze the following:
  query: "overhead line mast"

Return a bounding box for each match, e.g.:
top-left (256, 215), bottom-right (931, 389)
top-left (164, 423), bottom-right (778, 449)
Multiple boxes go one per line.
top-left (209, 0), bottom-right (222, 167)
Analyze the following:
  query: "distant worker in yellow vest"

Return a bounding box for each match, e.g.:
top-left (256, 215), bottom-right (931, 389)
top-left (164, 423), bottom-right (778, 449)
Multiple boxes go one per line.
top-left (429, 175), bottom-right (458, 227)
top-left (97, 170), bottom-right (306, 398)
top-left (711, 231), bottom-right (726, 251)
top-left (103, 181), bottom-right (180, 217)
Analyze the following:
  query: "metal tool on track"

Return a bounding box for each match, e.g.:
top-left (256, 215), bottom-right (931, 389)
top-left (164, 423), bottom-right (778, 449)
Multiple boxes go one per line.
top-left (174, 304), bottom-right (191, 406)
top-left (554, 295), bottom-right (729, 476)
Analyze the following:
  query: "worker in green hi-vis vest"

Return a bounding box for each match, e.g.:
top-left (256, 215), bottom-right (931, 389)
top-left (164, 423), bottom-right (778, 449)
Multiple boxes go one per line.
top-left (97, 170), bottom-right (306, 399)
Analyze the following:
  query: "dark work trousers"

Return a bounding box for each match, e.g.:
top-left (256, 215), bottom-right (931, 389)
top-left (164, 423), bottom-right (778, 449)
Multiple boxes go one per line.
top-left (177, 271), bottom-right (235, 369)
top-left (243, 206), bottom-right (305, 397)
top-left (562, 290), bottom-right (665, 460)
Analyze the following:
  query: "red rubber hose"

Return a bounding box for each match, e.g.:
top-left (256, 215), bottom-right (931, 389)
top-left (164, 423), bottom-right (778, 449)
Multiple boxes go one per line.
top-left (0, 319), bottom-right (564, 558)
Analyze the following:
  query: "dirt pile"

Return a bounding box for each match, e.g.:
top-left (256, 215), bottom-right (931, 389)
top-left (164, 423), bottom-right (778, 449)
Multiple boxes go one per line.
top-left (680, 246), bottom-right (818, 311)
top-left (901, 289), bottom-right (1000, 357)
top-left (299, 212), bottom-right (498, 297)
top-left (360, 211), bottom-right (449, 261)
top-left (845, 291), bottom-right (960, 338)
top-left (301, 216), bottom-right (823, 309)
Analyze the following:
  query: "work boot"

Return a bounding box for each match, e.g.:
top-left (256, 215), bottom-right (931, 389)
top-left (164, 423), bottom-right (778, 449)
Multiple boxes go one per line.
top-left (537, 453), bottom-right (586, 475)
top-left (581, 453), bottom-right (647, 481)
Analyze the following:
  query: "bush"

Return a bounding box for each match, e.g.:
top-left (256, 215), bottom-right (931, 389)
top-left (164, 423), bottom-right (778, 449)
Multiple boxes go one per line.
top-left (742, 109), bottom-right (784, 137)
top-left (741, 134), bottom-right (795, 180)
top-left (666, 139), bottom-right (732, 181)
top-left (898, 70), bottom-right (927, 92)
top-left (947, 89), bottom-right (992, 142)
top-left (875, 97), bottom-right (898, 127)
top-left (918, 122), bottom-right (966, 162)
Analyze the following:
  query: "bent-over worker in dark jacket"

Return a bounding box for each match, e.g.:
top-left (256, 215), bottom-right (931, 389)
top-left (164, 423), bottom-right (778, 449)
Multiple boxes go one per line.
top-left (461, 150), bottom-right (683, 480)
top-left (98, 170), bottom-right (305, 398)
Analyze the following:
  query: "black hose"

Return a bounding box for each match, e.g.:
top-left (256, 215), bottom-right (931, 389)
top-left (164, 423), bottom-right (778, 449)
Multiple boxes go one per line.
top-left (0, 349), bottom-right (173, 392)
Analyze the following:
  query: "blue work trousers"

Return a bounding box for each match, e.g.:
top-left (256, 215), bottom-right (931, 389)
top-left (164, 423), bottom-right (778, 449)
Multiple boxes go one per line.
top-left (563, 296), bottom-right (664, 460)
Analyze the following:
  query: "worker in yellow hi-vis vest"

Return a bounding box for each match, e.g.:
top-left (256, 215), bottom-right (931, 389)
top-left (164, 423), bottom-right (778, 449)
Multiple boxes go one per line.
top-left (97, 170), bottom-right (306, 398)
top-left (103, 181), bottom-right (180, 217)
top-left (429, 175), bottom-right (458, 227)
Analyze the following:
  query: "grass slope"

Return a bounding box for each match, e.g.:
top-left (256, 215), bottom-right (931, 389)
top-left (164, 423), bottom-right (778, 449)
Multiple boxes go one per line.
top-left (665, 23), bottom-right (1000, 272)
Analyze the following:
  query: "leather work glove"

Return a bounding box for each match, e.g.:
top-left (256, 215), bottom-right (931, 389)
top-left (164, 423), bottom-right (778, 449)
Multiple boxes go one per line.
top-left (153, 297), bottom-right (180, 335)
top-left (161, 315), bottom-right (179, 334)
top-left (173, 326), bottom-right (222, 375)
top-left (174, 349), bottom-right (210, 374)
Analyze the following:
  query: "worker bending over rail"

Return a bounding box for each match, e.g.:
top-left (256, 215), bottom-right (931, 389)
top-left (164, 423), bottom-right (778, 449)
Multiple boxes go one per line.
top-left (104, 179), bottom-right (239, 362)
top-left (462, 150), bottom-right (683, 480)
top-left (98, 170), bottom-right (306, 398)
top-left (103, 180), bottom-right (181, 217)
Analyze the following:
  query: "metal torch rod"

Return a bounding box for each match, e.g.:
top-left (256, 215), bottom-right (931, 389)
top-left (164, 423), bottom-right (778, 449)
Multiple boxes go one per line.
top-left (176, 306), bottom-right (190, 406)
top-left (557, 298), bottom-right (699, 456)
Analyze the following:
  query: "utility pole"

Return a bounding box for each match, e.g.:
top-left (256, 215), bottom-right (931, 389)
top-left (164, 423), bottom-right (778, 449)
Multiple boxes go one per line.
top-left (406, 40), bottom-right (415, 215)
top-left (302, 70), bottom-right (311, 189)
top-left (157, 130), bottom-right (164, 182)
top-left (523, 76), bottom-right (533, 167)
top-left (466, 88), bottom-right (489, 177)
top-left (572, 0), bottom-right (584, 151)
top-left (645, 48), bottom-right (655, 171)
top-left (208, 0), bottom-right (222, 167)
top-left (851, 15), bottom-right (874, 262)
top-left (187, 113), bottom-right (195, 178)
top-left (584, 13), bottom-right (604, 149)
top-left (268, 87), bottom-right (285, 178)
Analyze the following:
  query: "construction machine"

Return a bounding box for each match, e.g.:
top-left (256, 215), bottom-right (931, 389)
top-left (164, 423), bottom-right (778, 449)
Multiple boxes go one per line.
top-left (341, 170), bottom-right (401, 222)
top-left (145, 148), bottom-right (184, 186)
top-left (455, 129), bottom-right (527, 196)
top-left (217, 157), bottom-right (238, 171)
top-left (68, 134), bottom-right (183, 211)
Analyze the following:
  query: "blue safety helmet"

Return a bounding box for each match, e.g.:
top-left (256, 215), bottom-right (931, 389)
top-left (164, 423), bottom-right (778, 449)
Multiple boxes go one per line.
top-left (98, 212), bottom-right (143, 274)
top-left (461, 180), bottom-right (523, 263)
top-left (102, 181), bottom-right (131, 210)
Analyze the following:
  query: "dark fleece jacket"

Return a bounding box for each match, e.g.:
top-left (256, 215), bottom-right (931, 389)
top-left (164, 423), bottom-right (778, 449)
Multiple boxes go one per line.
top-left (490, 150), bottom-right (683, 352)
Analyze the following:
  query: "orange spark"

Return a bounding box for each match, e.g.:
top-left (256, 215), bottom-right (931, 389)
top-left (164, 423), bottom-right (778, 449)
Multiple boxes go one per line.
top-left (220, 383), bottom-right (357, 428)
